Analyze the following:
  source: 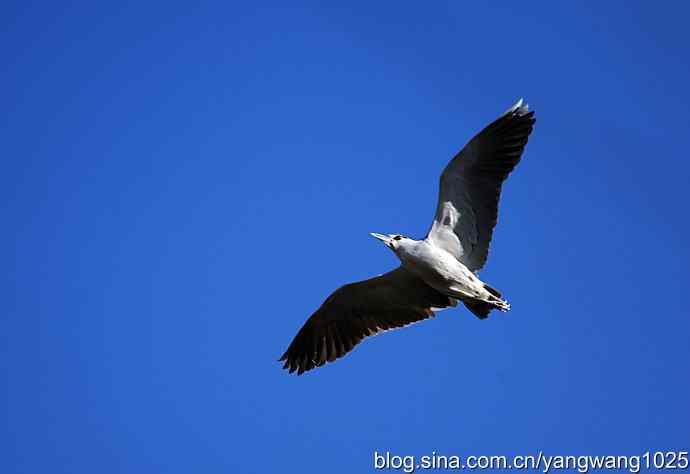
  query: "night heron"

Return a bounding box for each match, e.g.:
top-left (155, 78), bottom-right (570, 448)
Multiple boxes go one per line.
top-left (279, 99), bottom-right (536, 374)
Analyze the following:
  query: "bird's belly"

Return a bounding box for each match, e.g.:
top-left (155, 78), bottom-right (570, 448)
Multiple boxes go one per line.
top-left (400, 246), bottom-right (483, 297)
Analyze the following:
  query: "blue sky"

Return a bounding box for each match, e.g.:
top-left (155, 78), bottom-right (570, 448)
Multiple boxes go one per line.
top-left (2, 2), bottom-right (689, 473)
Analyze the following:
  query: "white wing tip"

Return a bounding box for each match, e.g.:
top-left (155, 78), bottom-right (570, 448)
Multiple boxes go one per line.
top-left (503, 98), bottom-right (530, 116)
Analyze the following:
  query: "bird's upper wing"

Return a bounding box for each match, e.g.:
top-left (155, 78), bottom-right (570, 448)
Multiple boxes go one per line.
top-left (427, 99), bottom-right (536, 272)
top-left (279, 267), bottom-right (455, 375)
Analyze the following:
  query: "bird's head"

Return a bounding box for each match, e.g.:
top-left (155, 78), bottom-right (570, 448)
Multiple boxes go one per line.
top-left (370, 233), bottom-right (411, 252)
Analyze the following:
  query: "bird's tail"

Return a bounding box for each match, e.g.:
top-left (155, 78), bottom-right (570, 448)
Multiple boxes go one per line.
top-left (463, 284), bottom-right (510, 320)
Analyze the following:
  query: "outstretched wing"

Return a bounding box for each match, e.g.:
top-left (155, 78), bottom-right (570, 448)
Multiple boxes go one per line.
top-left (279, 267), bottom-right (455, 375)
top-left (427, 99), bottom-right (536, 272)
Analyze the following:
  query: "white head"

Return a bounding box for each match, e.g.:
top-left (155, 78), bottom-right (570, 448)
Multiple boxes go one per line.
top-left (370, 233), bottom-right (415, 254)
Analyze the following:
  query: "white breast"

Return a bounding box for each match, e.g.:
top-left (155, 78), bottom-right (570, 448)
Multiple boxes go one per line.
top-left (397, 240), bottom-right (484, 298)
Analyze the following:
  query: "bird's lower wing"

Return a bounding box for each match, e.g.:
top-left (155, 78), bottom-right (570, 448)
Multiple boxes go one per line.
top-left (278, 267), bottom-right (455, 375)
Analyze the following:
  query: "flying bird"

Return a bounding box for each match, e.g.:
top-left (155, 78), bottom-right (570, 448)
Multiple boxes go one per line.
top-left (279, 99), bottom-right (536, 374)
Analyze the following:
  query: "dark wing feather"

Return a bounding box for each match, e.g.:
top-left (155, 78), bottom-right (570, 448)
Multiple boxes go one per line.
top-left (428, 99), bottom-right (536, 272)
top-left (278, 267), bottom-right (454, 375)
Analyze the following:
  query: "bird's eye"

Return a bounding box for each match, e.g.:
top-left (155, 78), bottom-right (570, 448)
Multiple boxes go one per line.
top-left (394, 235), bottom-right (402, 241)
